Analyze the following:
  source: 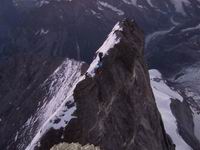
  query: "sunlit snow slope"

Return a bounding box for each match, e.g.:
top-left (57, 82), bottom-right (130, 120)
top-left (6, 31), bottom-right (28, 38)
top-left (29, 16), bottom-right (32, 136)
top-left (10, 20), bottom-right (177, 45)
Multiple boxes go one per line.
top-left (20, 58), bottom-right (84, 150)
top-left (149, 69), bottom-right (191, 150)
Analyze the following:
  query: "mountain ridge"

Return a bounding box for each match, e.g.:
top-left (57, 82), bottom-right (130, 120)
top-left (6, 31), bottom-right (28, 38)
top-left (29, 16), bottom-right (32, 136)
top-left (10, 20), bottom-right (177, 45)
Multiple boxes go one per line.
top-left (28, 19), bottom-right (176, 150)
top-left (0, 0), bottom-right (200, 149)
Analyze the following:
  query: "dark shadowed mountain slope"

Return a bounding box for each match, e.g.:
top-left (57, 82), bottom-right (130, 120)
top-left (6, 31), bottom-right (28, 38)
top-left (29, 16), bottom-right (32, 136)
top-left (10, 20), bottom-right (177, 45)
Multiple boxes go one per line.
top-left (26, 20), bottom-right (175, 150)
top-left (8, 0), bottom-right (200, 62)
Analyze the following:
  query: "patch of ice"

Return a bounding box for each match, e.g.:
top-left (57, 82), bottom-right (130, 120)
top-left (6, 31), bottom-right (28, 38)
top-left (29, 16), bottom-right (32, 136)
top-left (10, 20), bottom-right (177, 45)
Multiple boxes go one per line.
top-left (122, 0), bottom-right (154, 7)
top-left (170, 17), bottom-right (180, 26)
top-left (170, 0), bottom-right (190, 14)
top-left (91, 9), bottom-right (97, 15)
top-left (182, 23), bottom-right (200, 32)
top-left (150, 69), bottom-right (183, 101)
top-left (15, 131), bottom-right (19, 142)
top-left (174, 64), bottom-right (200, 94)
top-left (38, 0), bottom-right (49, 7)
top-left (184, 88), bottom-right (200, 102)
top-left (184, 88), bottom-right (200, 142)
top-left (146, 0), bottom-right (154, 7)
top-left (40, 28), bottom-right (49, 35)
top-left (145, 27), bottom-right (174, 48)
top-left (98, 1), bottom-right (124, 16)
top-left (149, 69), bottom-right (191, 150)
top-left (138, 4), bottom-right (143, 8)
top-left (192, 109), bottom-right (200, 142)
top-left (35, 28), bottom-right (49, 35)
top-left (25, 117), bottom-right (32, 126)
top-left (122, 0), bottom-right (137, 5)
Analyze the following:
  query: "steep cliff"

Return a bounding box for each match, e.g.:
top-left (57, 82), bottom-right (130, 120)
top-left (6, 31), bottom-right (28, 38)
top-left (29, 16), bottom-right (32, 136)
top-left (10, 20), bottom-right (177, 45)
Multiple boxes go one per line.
top-left (31, 20), bottom-right (175, 150)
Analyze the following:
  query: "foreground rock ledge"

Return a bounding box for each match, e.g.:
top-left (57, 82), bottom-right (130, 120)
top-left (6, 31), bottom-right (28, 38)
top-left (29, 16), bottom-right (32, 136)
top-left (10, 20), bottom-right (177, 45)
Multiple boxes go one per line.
top-left (51, 143), bottom-right (100, 150)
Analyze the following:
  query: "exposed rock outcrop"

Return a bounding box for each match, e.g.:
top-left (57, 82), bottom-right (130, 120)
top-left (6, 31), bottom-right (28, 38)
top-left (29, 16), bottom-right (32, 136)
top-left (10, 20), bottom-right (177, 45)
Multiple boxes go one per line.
top-left (36, 20), bottom-right (175, 150)
top-left (50, 143), bottom-right (100, 150)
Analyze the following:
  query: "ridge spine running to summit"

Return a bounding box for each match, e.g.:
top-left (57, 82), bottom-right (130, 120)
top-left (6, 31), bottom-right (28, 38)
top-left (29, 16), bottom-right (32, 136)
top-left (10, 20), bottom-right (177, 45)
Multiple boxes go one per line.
top-left (28, 19), bottom-right (176, 150)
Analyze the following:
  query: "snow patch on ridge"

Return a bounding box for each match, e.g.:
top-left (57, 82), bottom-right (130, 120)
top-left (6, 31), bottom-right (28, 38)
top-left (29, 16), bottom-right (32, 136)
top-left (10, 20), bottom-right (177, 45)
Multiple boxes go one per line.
top-left (149, 69), bottom-right (191, 150)
top-left (87, 22), bottom-right (122, 77)
top-left (25, 59), bottom-right (84, 150)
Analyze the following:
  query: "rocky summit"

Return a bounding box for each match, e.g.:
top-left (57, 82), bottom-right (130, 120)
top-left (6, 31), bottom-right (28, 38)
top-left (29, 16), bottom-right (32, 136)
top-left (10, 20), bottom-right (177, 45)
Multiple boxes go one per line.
top-left (31, 20), bottom-right (175, 150)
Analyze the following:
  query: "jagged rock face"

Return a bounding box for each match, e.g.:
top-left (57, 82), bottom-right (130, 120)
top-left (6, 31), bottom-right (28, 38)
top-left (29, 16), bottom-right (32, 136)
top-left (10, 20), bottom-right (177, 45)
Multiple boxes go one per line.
top-left (36, 20), bottom-right (175, 150)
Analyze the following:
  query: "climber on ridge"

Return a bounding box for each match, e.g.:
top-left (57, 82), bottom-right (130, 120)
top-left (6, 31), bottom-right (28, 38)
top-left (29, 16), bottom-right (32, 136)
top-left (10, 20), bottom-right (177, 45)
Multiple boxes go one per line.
top-left (95, 52), bottom-right (103, 75)
top-left (85, 52), bottom-right (103, 78)
top-left (97, 52), bottom-right (103, 67)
